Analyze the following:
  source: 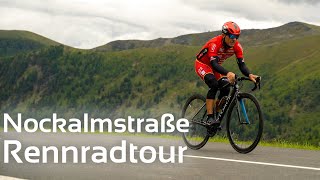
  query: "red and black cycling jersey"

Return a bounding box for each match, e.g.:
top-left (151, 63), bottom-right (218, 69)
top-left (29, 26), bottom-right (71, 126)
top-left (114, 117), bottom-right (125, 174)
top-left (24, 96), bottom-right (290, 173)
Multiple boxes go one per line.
top-left (196, 35), bottom-right (244, 66)
top-left (195, 35), bottom-right (251, 80)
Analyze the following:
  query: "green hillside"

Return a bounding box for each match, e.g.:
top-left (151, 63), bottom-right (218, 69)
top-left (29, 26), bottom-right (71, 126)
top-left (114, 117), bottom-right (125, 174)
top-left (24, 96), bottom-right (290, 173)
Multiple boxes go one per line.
top-left (0, 22), bottom-right (319, 146)
top-left (0, 30), bottom-right (60, 57)
top-left (224, 35), bottom-right (320, 144)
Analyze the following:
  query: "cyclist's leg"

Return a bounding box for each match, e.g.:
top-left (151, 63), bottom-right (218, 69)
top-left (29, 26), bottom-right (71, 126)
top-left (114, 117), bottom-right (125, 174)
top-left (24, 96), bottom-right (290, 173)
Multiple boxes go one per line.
top-left (204, 74), bottom-right (218, 115)
top-left (217, 77), bottom-right (231, 110)
top-left (205, 74), bottom-right (225, 125)
top-left (194, 60), bottom-right (219, 124)
top-left (204, 75), bottom-right (220, 125)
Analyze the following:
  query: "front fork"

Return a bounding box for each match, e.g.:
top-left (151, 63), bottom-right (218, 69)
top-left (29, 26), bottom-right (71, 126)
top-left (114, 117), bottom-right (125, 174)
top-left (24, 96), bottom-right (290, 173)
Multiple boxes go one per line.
top-left (236, 94), bottom-right (250, 124)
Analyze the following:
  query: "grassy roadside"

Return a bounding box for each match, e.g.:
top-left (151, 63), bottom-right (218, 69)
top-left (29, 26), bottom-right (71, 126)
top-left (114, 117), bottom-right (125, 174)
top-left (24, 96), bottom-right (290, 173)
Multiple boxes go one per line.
top-left (93, 131), bottom-right (320, 151)
top-left (0, 127), bottom-right (15, 132)
top-left (1, 126), bottom-right (319, 151)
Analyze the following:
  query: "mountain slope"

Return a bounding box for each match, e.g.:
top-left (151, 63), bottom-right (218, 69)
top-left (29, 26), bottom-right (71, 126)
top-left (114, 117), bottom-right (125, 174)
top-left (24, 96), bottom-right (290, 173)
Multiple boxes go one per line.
top-left (0, 30), bottom-right (60, 57)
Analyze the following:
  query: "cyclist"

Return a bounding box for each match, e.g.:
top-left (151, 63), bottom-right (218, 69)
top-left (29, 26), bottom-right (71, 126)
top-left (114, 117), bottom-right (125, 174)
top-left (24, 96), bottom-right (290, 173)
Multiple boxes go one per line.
top-left (194, 21), bottom-right (259, 125)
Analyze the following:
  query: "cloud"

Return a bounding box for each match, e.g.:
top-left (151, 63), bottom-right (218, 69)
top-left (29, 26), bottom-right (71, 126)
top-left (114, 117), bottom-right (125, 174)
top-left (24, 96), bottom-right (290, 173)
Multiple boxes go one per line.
top-left (183, 0), bottom-right (320, 22)
top-left (0, 0), bottom-right (319, 49)
top-left (276, 0), bottom-right (319, 4)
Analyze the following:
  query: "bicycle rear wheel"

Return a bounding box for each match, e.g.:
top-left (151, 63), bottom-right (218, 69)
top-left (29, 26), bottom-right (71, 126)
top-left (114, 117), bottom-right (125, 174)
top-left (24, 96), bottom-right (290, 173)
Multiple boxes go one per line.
top-left (226, 93), bottom-right (263, 153)
top-left (182, 94), bottom-right (209, 150)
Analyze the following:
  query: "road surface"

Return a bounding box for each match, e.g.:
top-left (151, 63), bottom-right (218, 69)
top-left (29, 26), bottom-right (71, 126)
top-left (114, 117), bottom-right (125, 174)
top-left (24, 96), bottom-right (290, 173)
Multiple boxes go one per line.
top-left (0, 132), bottom-right (319, 180)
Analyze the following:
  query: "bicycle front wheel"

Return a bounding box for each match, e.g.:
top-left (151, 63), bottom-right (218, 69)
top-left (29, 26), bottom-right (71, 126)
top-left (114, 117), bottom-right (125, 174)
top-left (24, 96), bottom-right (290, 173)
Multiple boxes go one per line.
top-left (226, 93), bottom-right (263, 153)
top-left (182, 94), bottom-right (209, 150)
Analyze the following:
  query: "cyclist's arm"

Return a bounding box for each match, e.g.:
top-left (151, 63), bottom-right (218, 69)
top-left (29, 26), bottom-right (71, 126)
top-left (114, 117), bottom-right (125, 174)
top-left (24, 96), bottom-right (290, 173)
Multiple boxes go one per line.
top-left (210, 56), bottom-right (229, 75)
top-left (236, 58), bottom-right (251, 77)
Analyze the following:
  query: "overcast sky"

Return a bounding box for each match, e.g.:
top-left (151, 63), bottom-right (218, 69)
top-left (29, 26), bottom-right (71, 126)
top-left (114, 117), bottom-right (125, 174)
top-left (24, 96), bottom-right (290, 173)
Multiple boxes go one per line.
top-left (0, 0), bottom-right (319, 49)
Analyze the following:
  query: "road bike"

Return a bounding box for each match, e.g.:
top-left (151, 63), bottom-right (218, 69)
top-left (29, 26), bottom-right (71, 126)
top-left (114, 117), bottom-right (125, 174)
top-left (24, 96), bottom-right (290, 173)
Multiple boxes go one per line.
top-left (182, 76), bottom-right (263, 154)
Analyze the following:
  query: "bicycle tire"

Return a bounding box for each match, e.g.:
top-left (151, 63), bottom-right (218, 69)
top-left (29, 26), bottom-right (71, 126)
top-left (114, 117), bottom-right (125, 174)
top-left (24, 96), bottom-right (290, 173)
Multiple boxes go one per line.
top-left (182, 94), bottom-right (209, 150)
top-left (226, 93), bottom-right (263, 154)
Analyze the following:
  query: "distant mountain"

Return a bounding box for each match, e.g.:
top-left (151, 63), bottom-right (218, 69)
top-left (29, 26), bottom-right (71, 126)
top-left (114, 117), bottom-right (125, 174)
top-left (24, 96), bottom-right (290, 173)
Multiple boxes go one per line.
top-left (94, 21), bottom-right (320, 51)
top-left (0, 30), bottom-right (60, 57)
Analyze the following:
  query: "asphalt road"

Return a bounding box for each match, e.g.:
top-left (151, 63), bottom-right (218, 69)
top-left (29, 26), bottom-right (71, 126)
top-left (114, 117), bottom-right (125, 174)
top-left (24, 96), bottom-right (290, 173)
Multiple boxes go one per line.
top-left (0, 132), bottom-right (319, 180)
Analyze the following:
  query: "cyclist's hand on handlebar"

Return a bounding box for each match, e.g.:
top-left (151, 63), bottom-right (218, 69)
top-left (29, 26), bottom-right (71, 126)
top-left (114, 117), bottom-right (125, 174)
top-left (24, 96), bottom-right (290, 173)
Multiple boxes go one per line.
top-left (227, 72), bottom-right (236, 84)
top-left (249, 74), bottom-right (259, 83)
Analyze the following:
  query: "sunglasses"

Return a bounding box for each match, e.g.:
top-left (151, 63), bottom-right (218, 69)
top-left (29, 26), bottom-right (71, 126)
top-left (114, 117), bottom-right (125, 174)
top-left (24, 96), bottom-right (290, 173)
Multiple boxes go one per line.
top-left (228, 34), bottom-right (240, 39)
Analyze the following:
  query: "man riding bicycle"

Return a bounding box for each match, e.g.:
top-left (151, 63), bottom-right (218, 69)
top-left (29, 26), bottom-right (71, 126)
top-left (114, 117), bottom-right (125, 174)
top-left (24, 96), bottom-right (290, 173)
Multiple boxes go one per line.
top-left (195, 21), bottom-right (259, 126)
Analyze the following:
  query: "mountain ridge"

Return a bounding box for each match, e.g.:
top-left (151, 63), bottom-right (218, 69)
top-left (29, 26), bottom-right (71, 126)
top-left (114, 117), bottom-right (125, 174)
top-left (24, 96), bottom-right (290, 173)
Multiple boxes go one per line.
top-left (1, 21), bottom-right (319, 53)
top-left (0, 30), bottom-right (60, 46)
top-left (94, 21), bottom-right (320, 51)
top-left (0, 30), bottom-right (61, 57)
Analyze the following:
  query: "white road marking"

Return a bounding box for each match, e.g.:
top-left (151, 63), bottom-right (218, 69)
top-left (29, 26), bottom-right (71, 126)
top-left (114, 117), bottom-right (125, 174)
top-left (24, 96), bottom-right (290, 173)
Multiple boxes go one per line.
top-left (138, 151), bottom-right (320, 171)
top-left (0, 175), bottom-right (26, 180)
top-left (183, 154), bottom-right (320, 171)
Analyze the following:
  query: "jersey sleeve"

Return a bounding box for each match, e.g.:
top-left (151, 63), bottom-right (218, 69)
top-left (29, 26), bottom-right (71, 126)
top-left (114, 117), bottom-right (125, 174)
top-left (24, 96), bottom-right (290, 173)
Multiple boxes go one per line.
top-left (234, 42), bottom-right (244, 59)
top-left (207, 42), bottom-right (219, 58)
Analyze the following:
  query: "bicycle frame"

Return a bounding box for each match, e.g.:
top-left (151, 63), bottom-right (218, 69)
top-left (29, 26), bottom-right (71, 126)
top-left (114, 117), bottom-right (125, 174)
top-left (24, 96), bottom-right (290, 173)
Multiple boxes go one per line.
top-left (189, 77), bottom-right (260, 127)
top-left (189, 82), bottom-right (238, 126)
top-left (183, 76), bottom-right (262, 152)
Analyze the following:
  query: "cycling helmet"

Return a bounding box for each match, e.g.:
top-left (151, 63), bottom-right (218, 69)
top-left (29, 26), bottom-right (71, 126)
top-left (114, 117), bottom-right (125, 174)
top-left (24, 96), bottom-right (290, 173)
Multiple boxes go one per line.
top-left (222, 21), bottom-right (241, 35)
